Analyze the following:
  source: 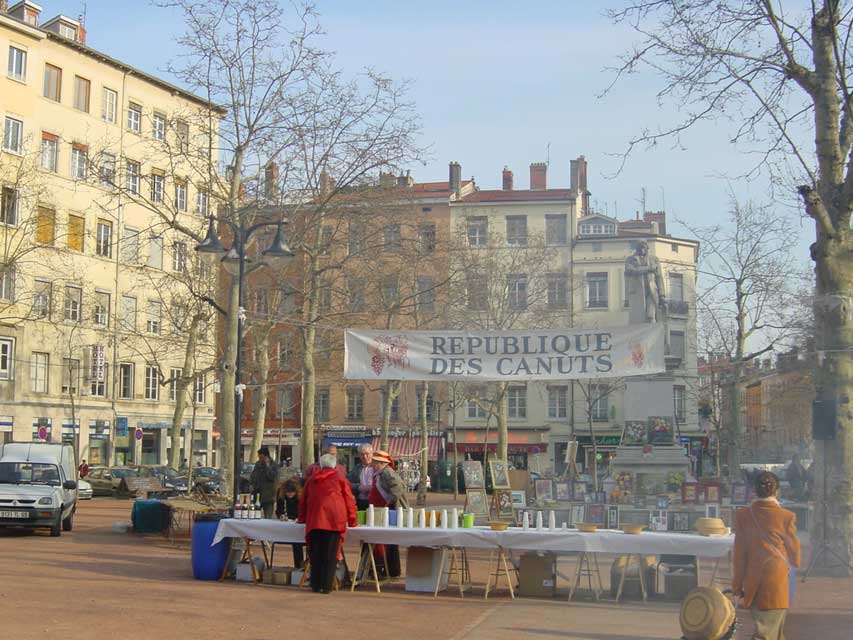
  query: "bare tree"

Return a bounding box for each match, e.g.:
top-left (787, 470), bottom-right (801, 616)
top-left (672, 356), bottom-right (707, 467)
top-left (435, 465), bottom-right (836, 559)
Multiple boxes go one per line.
top-left (575, 379), bottom-right (624, 492)
top-left (607, 0), bottom-right (853, 566)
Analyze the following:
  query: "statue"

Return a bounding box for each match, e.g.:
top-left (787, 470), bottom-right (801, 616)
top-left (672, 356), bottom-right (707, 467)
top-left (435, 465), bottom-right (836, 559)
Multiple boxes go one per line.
top-left (624, 241), bottom-right (666, 324)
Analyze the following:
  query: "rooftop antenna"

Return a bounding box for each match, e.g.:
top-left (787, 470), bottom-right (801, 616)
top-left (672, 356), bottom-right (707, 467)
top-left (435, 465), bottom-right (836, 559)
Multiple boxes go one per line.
top-left (546, 142), bottom-right (551, 167)
top-left (660, 186), bottom-right (666, 212)
top-left (81, 2), bottom-right (87, 24)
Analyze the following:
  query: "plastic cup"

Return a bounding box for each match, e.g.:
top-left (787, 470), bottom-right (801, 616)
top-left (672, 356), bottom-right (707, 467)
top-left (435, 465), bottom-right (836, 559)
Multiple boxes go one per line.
top-left (357, 510), bottom-right (366, 525)
top-left (462, 513), bottom-right (475, 528)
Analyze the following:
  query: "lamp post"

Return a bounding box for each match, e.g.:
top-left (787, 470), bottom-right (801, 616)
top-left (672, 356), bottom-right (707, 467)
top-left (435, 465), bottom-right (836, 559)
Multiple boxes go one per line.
top-left (195, 214), bottom-right (294, 503)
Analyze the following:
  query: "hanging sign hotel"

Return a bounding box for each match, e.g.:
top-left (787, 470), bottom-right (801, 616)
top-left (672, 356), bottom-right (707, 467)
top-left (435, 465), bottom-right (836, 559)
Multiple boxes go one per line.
top-left (344, 325), bottom-right (665, 381)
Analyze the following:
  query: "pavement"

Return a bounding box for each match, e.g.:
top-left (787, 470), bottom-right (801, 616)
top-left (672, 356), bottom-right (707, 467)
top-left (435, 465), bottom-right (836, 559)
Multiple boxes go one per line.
top-left (0, 497), bottom-right (850, 640)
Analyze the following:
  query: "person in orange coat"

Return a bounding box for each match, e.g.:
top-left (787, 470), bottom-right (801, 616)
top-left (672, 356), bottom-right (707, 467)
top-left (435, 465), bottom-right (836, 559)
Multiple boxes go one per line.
top-left (298, 454), bottom-right (358, 593)
top-left (732, 471), bottom-right (801, 639)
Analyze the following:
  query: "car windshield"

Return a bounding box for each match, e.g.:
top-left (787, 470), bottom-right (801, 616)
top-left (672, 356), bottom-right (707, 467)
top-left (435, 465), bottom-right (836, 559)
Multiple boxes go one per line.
top-left (195, 468), bottom-right (218, 478)
top-left (111, 468), bottom-right (138, 479)
top-left (0, 462), bottom-right (61, 486)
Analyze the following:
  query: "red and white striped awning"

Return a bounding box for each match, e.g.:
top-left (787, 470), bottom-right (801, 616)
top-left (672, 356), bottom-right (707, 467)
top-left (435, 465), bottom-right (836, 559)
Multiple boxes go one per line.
top-left (371, 435), bottom-right (442, 461)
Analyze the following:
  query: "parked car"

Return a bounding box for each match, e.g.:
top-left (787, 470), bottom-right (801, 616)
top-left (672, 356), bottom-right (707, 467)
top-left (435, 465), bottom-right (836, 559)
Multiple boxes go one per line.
top-left (0, 442), bottom-right (78, 536)
top-left (86, 466), bottom-right (139, 497)
top-left (192, 467), bottom-right (222, 495)
top-left (77, 479), bottom-right (93, 500)
top-left (137, 466), bottom-right (188, 493)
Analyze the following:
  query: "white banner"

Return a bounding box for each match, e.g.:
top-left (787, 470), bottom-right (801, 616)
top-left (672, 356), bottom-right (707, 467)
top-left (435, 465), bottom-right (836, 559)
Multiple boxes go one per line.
top-left (344, 325), bottom-right (665, 381)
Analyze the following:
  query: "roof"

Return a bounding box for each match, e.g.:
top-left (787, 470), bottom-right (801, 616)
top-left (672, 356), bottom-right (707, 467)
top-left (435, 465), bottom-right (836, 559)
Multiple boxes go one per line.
top-left (458, 188), bottom-right (576, 204)
top-left (0, 442), bottom-right (65, 464)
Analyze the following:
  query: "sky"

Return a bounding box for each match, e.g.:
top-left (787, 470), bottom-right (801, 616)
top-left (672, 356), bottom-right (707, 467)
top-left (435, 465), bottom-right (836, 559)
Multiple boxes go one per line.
top-left (41, 0), bottom-right (814, 249)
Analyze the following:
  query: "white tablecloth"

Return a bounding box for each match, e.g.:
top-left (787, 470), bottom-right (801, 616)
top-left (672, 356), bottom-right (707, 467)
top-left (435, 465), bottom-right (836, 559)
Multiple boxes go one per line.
top-left (212, 519), bottom-right (733, 558)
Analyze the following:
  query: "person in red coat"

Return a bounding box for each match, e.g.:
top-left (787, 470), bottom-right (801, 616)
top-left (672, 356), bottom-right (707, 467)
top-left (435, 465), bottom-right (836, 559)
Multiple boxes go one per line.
top-left (298, 453), bottom-right (358, 593)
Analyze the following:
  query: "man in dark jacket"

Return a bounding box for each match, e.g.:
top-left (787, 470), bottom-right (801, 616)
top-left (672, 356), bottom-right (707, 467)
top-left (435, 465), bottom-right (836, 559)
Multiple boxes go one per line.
top-left (251, 446), bottom-right (278, 518)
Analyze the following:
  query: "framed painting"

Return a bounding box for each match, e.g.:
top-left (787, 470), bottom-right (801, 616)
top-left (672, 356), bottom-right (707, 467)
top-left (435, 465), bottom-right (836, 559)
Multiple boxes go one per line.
top-left (570, 504), bottom-right (585, 526)
top-left (586, 504), bottom-right (606, 525)
top-left (495, 489), bottom-right (514, 518)
top-left (573, 481), bottom-right (588, 502)
top-left (681, 482), bottom-right (700, 504)
top-left (461, 461), bottom-right (485, 489)
top-left (671, 512), bottom-right (690, 532)
top-left (535, 479), bottom-right (554, 502)
top-left (489, 460), bottom-right (511, 489)
top-left (606, 505), bottom-right (619, 529)
top-left (731, 482), bottom-right (749, 505)
top-left (510, 490), bottom-right (527, 508)
top-left (554, 481), bottom-right (572, 502)
top-left (648, 416), bottom-right (675, 445)
top-left (465, 489), bottom-right (489, 516)
top-left (621, 420), bottom-right (647, 446)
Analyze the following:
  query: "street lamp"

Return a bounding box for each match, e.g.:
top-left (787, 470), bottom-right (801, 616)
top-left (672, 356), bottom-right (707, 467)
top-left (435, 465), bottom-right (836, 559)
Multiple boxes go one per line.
top-left (195, 214), bottom-right (295, 505)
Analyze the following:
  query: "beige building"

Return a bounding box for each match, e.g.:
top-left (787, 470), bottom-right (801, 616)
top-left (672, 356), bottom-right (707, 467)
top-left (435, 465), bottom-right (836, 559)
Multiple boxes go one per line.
top-left (0, 3), bottom-right (220, 466)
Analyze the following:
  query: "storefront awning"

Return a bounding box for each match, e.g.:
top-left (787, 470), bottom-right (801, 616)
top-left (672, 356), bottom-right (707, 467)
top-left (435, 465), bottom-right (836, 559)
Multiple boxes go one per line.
top-left (450, 442), bottom-right (547, 454)
top-left (370, 435), bottom-right (442, 461)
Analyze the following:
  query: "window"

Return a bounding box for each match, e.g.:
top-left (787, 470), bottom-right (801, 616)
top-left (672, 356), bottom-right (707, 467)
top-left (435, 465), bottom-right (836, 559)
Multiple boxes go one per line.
top-left (58, 23), bottom-right (77, 39)
top-left (67, 214), bottom-right (84, 251)
top-left (34, 206), bottom-right (55, 245)
top-left (102, 88), bottom-right (117, 122)
top-left (318, 282), bottom-right (332, 313)
top-left (319, 225), bottom-right (332, 255)
top-left (507, 386), bottom-right (527, 419)
top-left (175, 180), bottom-right (187, 211)
top-left (278, 285), bottom-right (297, 315)
top-left (89, 346), bottom-right (106, 397)
top-left (127, 102), bottom-right (142, 133)
top-left (670, 331), bottom-right (686, 360)
top-left (348, 222), bottom-right (365, 255)
top-left (40, 133), bottom-right (58, 171)
top-left (168, 367), bottom-right (182, 401)
top-left (126, 160), bottom-right (140, 194)
top-left (0, 266), bottom-right (14, 302)
top-left (381, 391), bottom-right (400, 423)
top-left (194, 374), bottom-right (206, 404)
top-left (71, 144), bottom-right (88, 180)
top-left (118, 363), bottom-right (134, 399)
top-left (0, 338), bottom-right (13, 380)
top-left (148, 236), bottom-right (163, 269)
top-left (546, 214), bottom-right (568, 245)
top-left (0, 188), bottom-right (17, 226)
top-left (383, 224), bottom-right (401, 253)
top-left (416, 386), bottom-right (438, 422)
top-left (506, 215), bottom-right (527, 246)
top-left (419, 223), bottom-right (436, 254)
top-left (152, 113), bottom-right (166, 141)
top-left (146, 300), bottom-right (162, 334)
top-left (175, 120), bottom-right (189, 153)
top-left (32, 280), bottom-right (51, 318)
top-left (277, 338), bottom-right (292, 368)
top-left (121, 295), bottom-right (137, 330)
top-left (150, 172), bottom-right (164, 202)
top-left (276, 386), bottom-right (294, 418)
top-left (674, 385), bottom-right (687, 422)
top-left (253, 289), bottom-right (268, 315)
top-left (30, 352), bottom-right (48, 393)
top-left (144, 365), bottom-right (159, 400)
top-left (669, 273), bottom-right (684, 302)
top-left (507, 274), bottom-right (528, 310)
top-left (3, 117), bottom-right (23, 153)
top-left (7, 46), bottom-right (27, 82)
top-left (96, 220), bottom-right (112, 257)
top-left (61, 358), bottom-right (80, 394)
top-left (122, 226), bottom-right (139, 263)
top-left (417, 275), bottom-right (435, 313)
top-left (381, 275), bottom-right (398, 308)
top-left (346, 387), bottom-right (364, 421)
top-left (73, 76), bottom-right (90, 112)
top-left (467, 391), bottom-right (487, 419)
top-left (467, 274), bottom-right (487, 310)
top-left (348, 279), bottom-right (365, 312)
top-left (99, 153), bottom-right (116, 187)
top-left (94, 291), bottom-right (110, 326)
top-left (547, 273), bottom-right (568, 309)
top-left (548, 386), bottom-right (568, 419)
top-left (64, 285), bottom-right (81, 322)
top-left (590, 384), bottom-right (609, 421)
top-left (314, 387), bottom-right (330, 422)
top-left (171, 304), bottom-right (188, 332)
top-left (467, 216), bottom-right (488, 247)
top-left (172, 241), bottom-right (187, 272)
top-left (671, 243), bottom-right (680, 253)
top-left (196, 190), bottom-right (209, 215)
top-left (586, 272), bottom-right (608, 309)
top-left (43, 64), bottom-right (62, 101)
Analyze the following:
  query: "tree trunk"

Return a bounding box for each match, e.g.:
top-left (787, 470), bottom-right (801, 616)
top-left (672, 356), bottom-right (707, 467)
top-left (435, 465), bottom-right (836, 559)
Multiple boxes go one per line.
top-left (380, 380), bottom-right (399, 450)
top-left (589, 412), bottom-right (599, 493)
top-left (496, 381), bottom-right (508, 463)
top-left (728, 359), bottom-right (744, 479)
top-left (417, 383), bottom-right (429, 506)
top-left (300, 251), bottom-right (322, 470)
top-left (250, 331), bottom-right (270, 456)
top-left (169, 314), bottom-right (201, 470)
top-left (220, 276), bottom-right (240, 498)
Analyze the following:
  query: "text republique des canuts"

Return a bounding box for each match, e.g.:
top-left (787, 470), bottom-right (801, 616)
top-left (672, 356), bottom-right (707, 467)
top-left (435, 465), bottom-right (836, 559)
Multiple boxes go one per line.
top-left (429, 332), bottom-right (614, 376)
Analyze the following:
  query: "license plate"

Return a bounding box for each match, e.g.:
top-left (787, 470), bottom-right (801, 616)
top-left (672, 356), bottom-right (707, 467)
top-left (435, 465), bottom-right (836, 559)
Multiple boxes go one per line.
top-left (0, 510), bottom-right (29, 518)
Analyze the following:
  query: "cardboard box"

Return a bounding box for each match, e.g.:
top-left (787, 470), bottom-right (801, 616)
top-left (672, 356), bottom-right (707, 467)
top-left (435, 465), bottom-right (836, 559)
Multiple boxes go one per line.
top-left (263, 568), bottom-right (294, 586)
top-left (405, 546), bottom-right (449, 593)
top-left (291, 569), bottom-right (305, 586)
top-left (518, 552), bottom-right (556, 598)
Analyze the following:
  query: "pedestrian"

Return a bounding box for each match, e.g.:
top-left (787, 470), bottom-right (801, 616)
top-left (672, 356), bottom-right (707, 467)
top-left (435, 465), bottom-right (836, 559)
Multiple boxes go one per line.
top-left (732, 471), bottom-right (801, 640)
top-left (347, 443), bottom-right (374, 511)
top-left (78, 459), bottom-right (89, 478)
top-left (368, 450), bottom-right (409, 577)
top-left (275, 479), bottom-right (305, 568)
top-left (786, 454), bottom-right (807, 501)
top-left (303, 444), bottom-right (347, 482)
top-left (250, 446), bottom-right (278, 518)
top-left (298, 453), bottom-right (357, 594)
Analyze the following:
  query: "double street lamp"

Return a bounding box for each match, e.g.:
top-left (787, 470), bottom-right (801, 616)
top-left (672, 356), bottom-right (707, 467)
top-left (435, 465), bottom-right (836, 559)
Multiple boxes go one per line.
top-left (195, 214), bottom-right (295, 502)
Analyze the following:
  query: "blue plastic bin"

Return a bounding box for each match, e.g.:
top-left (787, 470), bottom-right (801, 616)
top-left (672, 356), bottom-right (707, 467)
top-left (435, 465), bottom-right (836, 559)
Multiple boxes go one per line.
top-left (191, 512), bottom-right (230, 580)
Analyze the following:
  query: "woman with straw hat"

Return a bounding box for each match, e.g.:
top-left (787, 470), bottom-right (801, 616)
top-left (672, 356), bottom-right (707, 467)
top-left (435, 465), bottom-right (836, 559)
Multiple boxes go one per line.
top-left (368, 450), bottom-right (409, 577)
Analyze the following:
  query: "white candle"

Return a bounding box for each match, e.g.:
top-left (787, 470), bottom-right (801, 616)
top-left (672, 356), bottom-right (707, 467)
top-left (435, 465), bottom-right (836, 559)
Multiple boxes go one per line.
top-left (406, 507), bottom-right (414, 528)
top-left (548, 510), bottom-right (556, 531)
top-left (381, 507), bottom-right (390, 528)
top-left (451, 508), bottom-right (458, 529)
top-left (418, 508), bottom-right (426, 528)
top-left (441, 509), bottom-right (448, 529)
top-left (430, 510), bottom-right (437, 528)
top-left (522, 511), bottom-right (530, 530)
top-left (396, 508), bottom-right (404, 528)
top-left (367, 504), bottom-right (375, 527)
top-left (535, 511), bottom-right (543, 531)
top-left (562, 522), bottom-right (568, 531)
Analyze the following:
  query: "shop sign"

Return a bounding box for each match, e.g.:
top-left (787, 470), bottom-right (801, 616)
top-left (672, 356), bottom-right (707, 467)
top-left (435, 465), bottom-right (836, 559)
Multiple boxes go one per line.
top-left (116, 417), bottom-right (129, 437)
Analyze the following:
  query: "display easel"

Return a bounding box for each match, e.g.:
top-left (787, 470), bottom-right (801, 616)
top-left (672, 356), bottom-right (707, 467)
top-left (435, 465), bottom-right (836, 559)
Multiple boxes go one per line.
top-left (560, 440), bottom-right (580, 481)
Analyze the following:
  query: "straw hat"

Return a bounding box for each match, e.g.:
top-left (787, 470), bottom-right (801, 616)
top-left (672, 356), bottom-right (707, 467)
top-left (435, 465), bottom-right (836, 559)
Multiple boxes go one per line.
top-left (695, 517), bottom-right (728, 536)
top-left (679, 587), bottom-right (736, 640)
top-left (372, 450), bottom-right (393, 465)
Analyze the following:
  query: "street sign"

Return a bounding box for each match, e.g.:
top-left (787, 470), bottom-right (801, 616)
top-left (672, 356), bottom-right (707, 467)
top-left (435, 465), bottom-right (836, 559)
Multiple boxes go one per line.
top-left (135, 428), bottom-right (144, 441)
top-left (37, 426), bottom-right (47, 440)
top-left (116, 417), bottom-right (128, 437)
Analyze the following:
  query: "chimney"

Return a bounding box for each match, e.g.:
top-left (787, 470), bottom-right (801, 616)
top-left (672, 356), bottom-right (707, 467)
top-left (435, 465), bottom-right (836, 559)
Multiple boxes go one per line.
top-left (319, 169), bottom-right (334, 196)
top-left (379, 172), bottom-right (395, 188)
top-left (529, 162), bottom-right (547, 190)
top-left (449, 161), bottom-right (462, 197)
top-left (571, 156), bottom-right (590, 216)
top-left (396, 171), bottom-right (413, 188)
top-left (502, 166), bottom-right (514, 191)
top-left (263, 162), bottom-right (279, 201)
top-left (643, 211), bottom-right (667, 235)
top-left (77, 14), bottom-right (87, 45)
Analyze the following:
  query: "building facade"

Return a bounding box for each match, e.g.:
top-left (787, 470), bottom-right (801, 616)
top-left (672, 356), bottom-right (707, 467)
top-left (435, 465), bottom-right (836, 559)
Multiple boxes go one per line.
top-left (0, 3), bottom-right (219, 466)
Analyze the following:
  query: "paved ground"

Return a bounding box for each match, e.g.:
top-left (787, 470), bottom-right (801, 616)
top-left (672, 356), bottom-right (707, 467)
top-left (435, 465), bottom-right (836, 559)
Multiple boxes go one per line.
top-left (0, 497), bottom-right (850, 640)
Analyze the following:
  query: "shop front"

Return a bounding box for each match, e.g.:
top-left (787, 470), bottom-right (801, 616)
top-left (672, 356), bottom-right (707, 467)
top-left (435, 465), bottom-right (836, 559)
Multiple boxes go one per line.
top-left (0, 416), bottom-right (12, 444)
top-left (87, 420), bottom-right (111, 466)
top-left (321, 427), bottom-right (371, 471)
top-left (113, 417), bottom-right (133, 466)
top-left (137, 421), bottom-right (169, 465)
top-left (447, 428), bottom-right (548, 472)
top-left (569, 434), bottom-right (622, 479)
top-left (240, 428), bottom-right (301, 467)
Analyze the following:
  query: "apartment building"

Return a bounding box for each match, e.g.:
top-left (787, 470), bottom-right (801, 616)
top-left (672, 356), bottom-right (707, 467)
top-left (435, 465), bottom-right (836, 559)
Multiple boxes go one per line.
top-left (0, 3), bottom-right (220, 466)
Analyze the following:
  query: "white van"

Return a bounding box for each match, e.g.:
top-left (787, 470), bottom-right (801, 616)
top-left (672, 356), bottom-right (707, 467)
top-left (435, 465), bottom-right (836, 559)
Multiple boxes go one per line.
top-left (0, 442), bottom-right (78, 537)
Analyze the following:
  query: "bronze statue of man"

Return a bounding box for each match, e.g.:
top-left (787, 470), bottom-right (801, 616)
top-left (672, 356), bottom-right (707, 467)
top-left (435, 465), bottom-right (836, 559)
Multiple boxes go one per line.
top-left (625, 240), bottom-right (666, 324)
